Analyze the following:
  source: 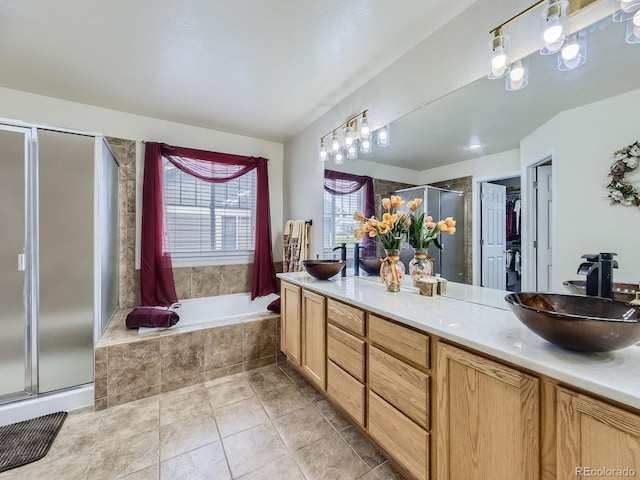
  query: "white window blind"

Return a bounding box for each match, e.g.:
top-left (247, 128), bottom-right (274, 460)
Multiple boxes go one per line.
top-left (323, 186), bottom-right (364, 250)
top-left (163, 159), bottom-right (256, 258)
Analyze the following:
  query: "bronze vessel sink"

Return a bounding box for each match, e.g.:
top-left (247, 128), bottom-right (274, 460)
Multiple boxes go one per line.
top-left (563, 280), bottom-right (637, 303)
top-left (302, 260), bottom-right (345, 280)
top-left (505, 292), bottom-right (640, 352)
top-left (359, 257), bottom-right (382, 275)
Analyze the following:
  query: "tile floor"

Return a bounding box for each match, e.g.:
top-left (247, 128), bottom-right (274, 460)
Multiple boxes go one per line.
top-left (0, 363), bottom-right (407, 480)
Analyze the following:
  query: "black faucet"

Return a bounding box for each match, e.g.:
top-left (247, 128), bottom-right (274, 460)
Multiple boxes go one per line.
top-left (332, 243), bottom-right (347, 277)
top-left (577, 252), bottom-right (618, 298)
top-left (353, 243), bottom-right (364, 276)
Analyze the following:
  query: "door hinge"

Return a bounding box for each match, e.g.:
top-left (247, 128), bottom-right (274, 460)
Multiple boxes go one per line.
top-left (533, 240), bottom-right (538, 248)
top-left (533, 181), bottom-right (538, 189)
top-left (18, 254), bottom-right (25, 271)
top-left (481, 238), bottom-right (484, 246)
top-left (481, 192), bottom-right (485, 200)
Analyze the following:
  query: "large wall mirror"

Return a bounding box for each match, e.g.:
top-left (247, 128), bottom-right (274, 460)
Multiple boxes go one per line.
top-left (323, 16), bottom-right (640, 306)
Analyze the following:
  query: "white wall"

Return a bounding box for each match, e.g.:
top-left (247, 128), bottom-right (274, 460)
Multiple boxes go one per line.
top-left (521, 88), bottom-right (640, 289)
top-left (417, 149), bottom-right (520, 185)
top-left (0, 87), bottom-right (285, 261)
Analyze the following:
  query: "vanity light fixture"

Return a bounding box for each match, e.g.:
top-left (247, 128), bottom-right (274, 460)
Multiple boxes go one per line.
top-left (344, 125), bottom-right (355, 148)
top-left (506, 59), bottom-right (529, 90)
top-left (540, 0), bottom-right (568, 54)
top-left (360, 111), bottom-right (370, 139)
top-left (614, 0), bottom-right (640, 43)
top-left (626, 9), bottom-right (640, 42)
top-left (488, 28), bottom-right (510, 79)
top-left (360, 137), bottom-right (372, 154)
top-left (613, 0), bottom-right (640, 22)
top-left (330, 131), bottom-right (340, 154)
top-left (487, 0), bottom-right (599, 91)
top-left (558, 31), bottom-right (587, 70)
top-left (347, 143), bottom-right (358, 160)
top-left (377, 125), bottom-right (390, 147)
top-left (319, 140), bottom-right (328, 162)
top-left (319, 110), bottom-right (382, 164)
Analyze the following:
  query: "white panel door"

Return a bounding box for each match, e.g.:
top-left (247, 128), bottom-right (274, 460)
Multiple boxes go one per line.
top-left (536, 165), bottom-right (553, 292)
top-left (481, 182), bottom-right (506, 290)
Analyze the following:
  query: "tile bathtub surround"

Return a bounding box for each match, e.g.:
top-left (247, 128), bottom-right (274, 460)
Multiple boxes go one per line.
top-left (95, 309), bottom-right (280, 409)
top-left (0, 364), bottom-right (408, 480)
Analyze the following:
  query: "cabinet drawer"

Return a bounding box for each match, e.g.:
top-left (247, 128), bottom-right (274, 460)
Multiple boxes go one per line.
top-left (370, 346), bottom-right (429, 429)
top-left (327, 360), bottom-right (365, 427)
top-left (369, 314), bottom-right (430, 369)
top-left (327, 298), bottom-right (365, 336)
top-left (327, 324), bottom-right (365, 382)
top-left (369, 391), bottom-right (429, 480)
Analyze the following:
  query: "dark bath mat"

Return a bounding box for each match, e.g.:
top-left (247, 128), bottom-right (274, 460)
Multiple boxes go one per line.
top-left (0, 411), bottom-right (67, 473)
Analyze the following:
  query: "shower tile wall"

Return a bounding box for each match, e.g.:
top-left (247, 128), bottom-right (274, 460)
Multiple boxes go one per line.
top-left (106, 137), bottom-right (283, 308)
top-left (428, 176), bottom-right (473, 285)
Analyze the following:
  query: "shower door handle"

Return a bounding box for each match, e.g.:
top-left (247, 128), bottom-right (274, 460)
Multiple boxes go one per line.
top-left (18, 253), bottom-right (25, 271)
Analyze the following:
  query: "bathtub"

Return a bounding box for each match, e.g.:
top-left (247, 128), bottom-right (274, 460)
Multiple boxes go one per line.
top-left (138, 292), bottom-right (279, 334)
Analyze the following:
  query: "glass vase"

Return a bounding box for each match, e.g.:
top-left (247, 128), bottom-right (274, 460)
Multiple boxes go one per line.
top-left (380, 249), bottom-right (405, 292)
top-left (409, 248), bottom-right (434, 287)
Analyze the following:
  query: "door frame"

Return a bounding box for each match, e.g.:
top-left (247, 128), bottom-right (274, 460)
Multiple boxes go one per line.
top-left (522, 156), bottom-right (556, 292)
top-left (472, 171), bottom-right (520, 287)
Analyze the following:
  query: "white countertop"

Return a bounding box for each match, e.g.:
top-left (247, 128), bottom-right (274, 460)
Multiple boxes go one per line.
top-left (278, 271), bottom-right (640, 411)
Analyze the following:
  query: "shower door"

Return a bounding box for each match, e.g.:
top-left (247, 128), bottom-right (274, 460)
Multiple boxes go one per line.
top-left (0, 125), bottom-right (34, 402)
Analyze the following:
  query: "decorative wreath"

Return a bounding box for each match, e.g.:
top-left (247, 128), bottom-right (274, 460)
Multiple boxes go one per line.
top-left (606, 140), bottom-right (640, 207)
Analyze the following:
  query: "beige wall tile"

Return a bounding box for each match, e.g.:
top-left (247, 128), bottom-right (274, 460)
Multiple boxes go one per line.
top-left (108, 385), bottom-right (161, 408)
top-left (159, 331), bottom-right (204, 382)
top-left (203, 364), bottom-right (244, 383)
top-left (243, 356), bottom-right (276, 371)
top-left (204, 324), bottom-right (244, 369)
top-left (243, 318), bottom-right (276, 361)
top-left (160, 373), bottom-right (204, 394)
top-left (107, 340), bottom-right (160, 396)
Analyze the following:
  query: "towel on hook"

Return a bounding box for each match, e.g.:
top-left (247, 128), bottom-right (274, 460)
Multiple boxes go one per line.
top-left (283, 219), bottom-right (309, 272)
top-left (125, 307), bottom-right (180, 329)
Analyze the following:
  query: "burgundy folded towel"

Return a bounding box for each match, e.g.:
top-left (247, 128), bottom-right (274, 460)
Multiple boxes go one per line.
top-left (126, 307), bottom-right (180, 329)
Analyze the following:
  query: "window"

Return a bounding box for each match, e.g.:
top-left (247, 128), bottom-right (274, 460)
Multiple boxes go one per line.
top-left (163, 158), bottom-right (256, 258)
top-left (323, 186), bottom-right (364, 252)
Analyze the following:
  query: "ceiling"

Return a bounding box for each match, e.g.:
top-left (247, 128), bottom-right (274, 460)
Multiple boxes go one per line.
top-left (0, 0), bottom-right (476, 142)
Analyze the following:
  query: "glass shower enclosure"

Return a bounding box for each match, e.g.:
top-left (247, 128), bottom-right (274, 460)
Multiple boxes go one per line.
top-left (391, 185), bottom-right (467, 283)
top-left (0, 121), bottom-right (119, 404)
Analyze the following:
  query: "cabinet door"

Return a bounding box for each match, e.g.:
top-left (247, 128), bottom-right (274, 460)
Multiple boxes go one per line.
top-left (281, 282), bottom-right (301, 365)
top-left (557, 387), bottom-right (640, 479)
top-left (302, 289), bottom-right (326, 389)
top-left (436, 342), bottom-right (539, 480)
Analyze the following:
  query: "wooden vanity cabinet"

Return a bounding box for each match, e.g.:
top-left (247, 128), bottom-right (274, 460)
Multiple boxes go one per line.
top-left (435, 342), bottom-right (540, 480)
top-left (557, 387), bottom-right (640, 478)
top-left (368, 315), bottom-right (431, 480)
top-left (301, 289), bottom-right (326, 389)
top-left (280, 281), bottom-right (640, 480)
top-left (326, 298), bottom-right (366, 427)
top-left (281, 282), bottom-right (301, 366)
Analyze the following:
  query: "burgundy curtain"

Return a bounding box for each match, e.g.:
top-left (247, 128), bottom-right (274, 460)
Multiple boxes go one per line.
top-left (324, 170), bottom-right (375, 254)
top-left (141, 142), bottom-right (277, 305)
top-left (141, 143), bottom-right (178, 306)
